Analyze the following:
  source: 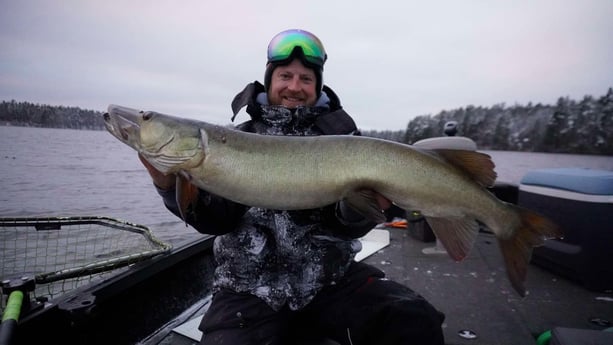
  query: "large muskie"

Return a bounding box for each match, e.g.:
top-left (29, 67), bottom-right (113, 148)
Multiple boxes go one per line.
top-left (103, 104), bottom-right (561, 296)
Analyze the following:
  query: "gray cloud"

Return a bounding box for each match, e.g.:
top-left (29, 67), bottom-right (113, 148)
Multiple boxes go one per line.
top-left (1, 0), bottom-right (612, 130)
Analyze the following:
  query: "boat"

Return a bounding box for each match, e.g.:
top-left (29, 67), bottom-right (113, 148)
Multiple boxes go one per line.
top-left (2, 124), bottom-right (612, 345)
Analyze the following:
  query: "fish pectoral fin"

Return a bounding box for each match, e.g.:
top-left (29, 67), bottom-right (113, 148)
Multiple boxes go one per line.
top-left (426, 216), bottom-right (480, 261)
top-left (175, 173), bottom-right (199, 226)
top-left (344, 189), bottom-right (387, 224)
top-left (430, 149), bottom-right (497, 187)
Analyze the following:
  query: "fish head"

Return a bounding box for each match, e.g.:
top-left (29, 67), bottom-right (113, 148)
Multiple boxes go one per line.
top-left (104, 104), bottom-right (205, 174)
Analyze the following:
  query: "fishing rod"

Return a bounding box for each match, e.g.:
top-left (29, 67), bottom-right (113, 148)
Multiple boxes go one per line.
top-left (0, 276), bottom-right (34, 345)
top-left (0, 291), bottom-right (23, 345)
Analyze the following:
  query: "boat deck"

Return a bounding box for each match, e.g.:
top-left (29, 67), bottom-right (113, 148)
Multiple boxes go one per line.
top-left (364, 227), bottom-right (612, 344)
top-left (146, 226), bottom-right (613, 345)
top-left (7, 223), bottom-right (612, 345)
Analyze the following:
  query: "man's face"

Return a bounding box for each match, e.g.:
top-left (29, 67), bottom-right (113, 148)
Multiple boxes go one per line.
top-left (268, 59), bottom-right (318, 108)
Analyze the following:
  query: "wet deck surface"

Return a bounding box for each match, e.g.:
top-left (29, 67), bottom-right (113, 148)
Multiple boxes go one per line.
top-left (362, 227), bottom-right (613, 345)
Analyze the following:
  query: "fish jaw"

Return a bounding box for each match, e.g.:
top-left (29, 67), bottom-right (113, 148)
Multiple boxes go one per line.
top-left (104, 105), bottom-right (145, 152)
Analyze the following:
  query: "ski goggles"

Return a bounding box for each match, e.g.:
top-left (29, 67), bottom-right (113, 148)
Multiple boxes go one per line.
top-left (267, 29), bottom-right (327, 67)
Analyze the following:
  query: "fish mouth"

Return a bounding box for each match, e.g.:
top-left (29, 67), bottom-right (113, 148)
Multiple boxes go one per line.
top-left (104, 105), bottom-right (176, 160)
top-left (104, 105), bottom-right (143, 142)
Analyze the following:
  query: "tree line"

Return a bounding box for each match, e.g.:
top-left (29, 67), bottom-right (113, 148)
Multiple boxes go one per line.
top-left (0, 101), bottom-right (105, 130)
top-left (363, 88), bottom-right (613, 155)
top-left (2, 88), bottom-right (612, 155)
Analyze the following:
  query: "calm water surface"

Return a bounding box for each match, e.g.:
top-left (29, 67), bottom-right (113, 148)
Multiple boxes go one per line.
top-left (1, 126), bottom-right (612, 244)
top-left (0, 126), bottom-right (196, 245)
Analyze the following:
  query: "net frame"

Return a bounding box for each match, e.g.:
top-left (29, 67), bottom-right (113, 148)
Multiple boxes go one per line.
top-left (0, 216), bottom-right (172, 307)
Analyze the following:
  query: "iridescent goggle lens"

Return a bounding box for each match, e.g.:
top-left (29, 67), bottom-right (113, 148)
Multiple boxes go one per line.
top-left (267, 29), bottom-right (327, 67)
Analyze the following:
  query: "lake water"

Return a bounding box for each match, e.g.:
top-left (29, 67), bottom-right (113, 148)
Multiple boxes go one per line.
top-left (0, 126), bottom-right (197, 246)
top-left (1, 125), bottom-right (612, 245)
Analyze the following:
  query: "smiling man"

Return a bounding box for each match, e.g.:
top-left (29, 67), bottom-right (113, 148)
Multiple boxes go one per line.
top-left (267, 59), bottom-right (318, 108)
top-left (140, 29), bottom-right (445, 345)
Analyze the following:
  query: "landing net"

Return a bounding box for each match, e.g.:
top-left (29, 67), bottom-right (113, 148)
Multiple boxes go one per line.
top-left (0, 216), bottom-right (171, 312)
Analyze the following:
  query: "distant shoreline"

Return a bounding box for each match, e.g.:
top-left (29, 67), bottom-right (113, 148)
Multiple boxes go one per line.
top-left (1, 122), bottom-right (104, 131)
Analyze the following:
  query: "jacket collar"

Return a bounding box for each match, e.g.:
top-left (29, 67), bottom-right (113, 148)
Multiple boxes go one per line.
top-left (230, 81), bottom-right (344, 122)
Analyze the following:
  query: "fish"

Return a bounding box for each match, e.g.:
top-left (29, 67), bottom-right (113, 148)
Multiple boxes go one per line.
top-left (103, 104), bottom-right (561, 296)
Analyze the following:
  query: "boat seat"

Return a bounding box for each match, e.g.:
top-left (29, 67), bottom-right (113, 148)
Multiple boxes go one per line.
top-left (413, 136), bottom-right (477, 151)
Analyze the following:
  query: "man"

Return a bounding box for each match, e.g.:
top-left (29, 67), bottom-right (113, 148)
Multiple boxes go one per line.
top-left (141, 29), bottom-right (444, 345)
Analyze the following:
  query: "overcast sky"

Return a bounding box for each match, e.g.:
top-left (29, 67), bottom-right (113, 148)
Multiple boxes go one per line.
top-left (1, 1), bottom-right (612, 130)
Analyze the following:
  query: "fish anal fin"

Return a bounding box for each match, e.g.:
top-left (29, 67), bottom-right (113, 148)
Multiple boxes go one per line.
top-left (175, 174), bottom-right (199, 226)
top-left (432, 149), bottom-right (497, 187)
top-left (426, 216), bottom-right (480, 261)
top-left (499, 205), bottom-right (562, 297)
top-left (344, 189), bottom-right (387, 224)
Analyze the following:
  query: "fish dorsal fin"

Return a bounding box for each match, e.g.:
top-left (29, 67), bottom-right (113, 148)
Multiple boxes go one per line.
top-left (431, 149), bottom-right (497, 187)
top-left (426, 216), bottom-right (480, 261)
top-left (344, 189), bottom-right (387, 223)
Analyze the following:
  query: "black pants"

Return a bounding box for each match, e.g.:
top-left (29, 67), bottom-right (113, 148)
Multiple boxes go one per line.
top-left (199, 262), bottom-right (445, 345)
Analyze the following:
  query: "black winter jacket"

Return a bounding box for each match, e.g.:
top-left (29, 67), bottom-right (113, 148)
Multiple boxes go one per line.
top-left (157, 82), bottom-right (377, 310)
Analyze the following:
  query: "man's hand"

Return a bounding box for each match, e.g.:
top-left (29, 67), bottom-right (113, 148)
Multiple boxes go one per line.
top-left (374, 192), bottom-right (392, 211)
top-left (138, 154), bottom-right (176, 190)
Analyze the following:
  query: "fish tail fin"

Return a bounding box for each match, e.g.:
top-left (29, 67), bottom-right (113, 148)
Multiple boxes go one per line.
top-left (498, 205), bottom-right (562, 296)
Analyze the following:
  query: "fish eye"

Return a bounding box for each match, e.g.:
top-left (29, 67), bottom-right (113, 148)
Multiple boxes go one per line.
top-left (142, 112), bottom-right (153, 121)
